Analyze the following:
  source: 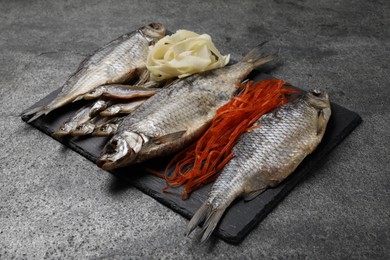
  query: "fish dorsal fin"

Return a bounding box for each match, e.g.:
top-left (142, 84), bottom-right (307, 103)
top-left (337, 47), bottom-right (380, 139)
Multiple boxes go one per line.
top-left (243, 188), bottom-right (266, 202)
top-left (160, 78), bottom-right (183, 89)
top-left (72, 95), bottom-right (84, 103)
top-left (151, 130), bottom-right (186, 145)
top-left (135, 69), bottom-right (150, 86)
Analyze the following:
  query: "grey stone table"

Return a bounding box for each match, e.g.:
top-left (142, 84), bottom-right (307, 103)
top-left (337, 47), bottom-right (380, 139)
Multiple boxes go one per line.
top-left (1, 0), bottom-right (389, 259)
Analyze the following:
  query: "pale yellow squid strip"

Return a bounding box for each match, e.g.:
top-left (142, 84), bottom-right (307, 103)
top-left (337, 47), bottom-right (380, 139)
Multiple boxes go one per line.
top-left (146, 30), bottom-right (230, 81)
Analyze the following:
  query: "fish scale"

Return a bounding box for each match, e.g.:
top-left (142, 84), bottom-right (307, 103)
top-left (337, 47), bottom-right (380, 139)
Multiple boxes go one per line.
top-left (131, 92), bottom-right (218, 136)
top-left (187, 90), bottom-right (331, 243)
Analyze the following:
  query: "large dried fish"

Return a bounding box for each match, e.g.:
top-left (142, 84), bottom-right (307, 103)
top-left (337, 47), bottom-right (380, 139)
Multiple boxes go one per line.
top-left (23, 23), bottom-right (166, 122)
top-left (97, 42), bottom-right (276, 170)
top-left (186, 89), bottom-right (331, 243)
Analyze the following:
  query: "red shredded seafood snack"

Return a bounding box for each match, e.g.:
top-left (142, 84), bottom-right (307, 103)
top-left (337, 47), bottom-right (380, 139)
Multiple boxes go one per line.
top-left (149, 79), bottom-right (300, 199)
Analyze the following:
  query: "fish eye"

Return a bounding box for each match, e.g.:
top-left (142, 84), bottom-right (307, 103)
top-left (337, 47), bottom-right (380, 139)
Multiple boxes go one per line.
top-left (312, 89), bottom-right (322, 96)
top-left (149, 22), bottom-right (161, 30)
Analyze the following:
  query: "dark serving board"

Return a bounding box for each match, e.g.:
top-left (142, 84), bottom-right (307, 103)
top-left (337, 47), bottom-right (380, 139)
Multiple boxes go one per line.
top-left (22, 73), bottom-right (362, 244)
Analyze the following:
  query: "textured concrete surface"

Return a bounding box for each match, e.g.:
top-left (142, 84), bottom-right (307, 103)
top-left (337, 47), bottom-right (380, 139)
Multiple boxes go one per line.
top-left (0, 0), bottom-right (389, 259)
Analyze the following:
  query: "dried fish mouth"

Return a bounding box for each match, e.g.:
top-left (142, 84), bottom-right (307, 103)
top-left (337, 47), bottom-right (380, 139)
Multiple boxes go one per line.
top-left (97, 132), bottom-right (146, 170)
top-left (140, 22), bottom-right (166, 45)
top-left (71, 123), bottom-right (95, 136)
top-left (306, 89), bottom-right (329, 109)
top-left (54, 124), bottom-right (73, 138)
top-left (84, 87), bottom-right (106, 100)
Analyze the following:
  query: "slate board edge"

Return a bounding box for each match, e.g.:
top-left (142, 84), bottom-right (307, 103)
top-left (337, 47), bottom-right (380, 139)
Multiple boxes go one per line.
top-left (21, 106), bottom-right (362, 245)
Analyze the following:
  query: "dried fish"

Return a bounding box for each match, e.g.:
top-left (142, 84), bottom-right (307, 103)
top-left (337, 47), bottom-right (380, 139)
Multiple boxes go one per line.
top-left (99, 99), bottom-right (146, 116)
top-left (23, 23), bottom-right (166, 122)
top-left (187, 89), bottom-right (331, 243)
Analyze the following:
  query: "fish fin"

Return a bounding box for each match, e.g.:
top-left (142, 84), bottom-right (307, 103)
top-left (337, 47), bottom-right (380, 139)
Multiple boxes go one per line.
top-left (243, 188), bottom-right (266, 202)
top-left (241, 41), bottom-right (277, 68)
top-left (135, 69), bottom-right (150, 86)
top-left (186, 201), bottom-right (229, 244)
top-left (22, 105), bottom-right (45, 116)
top-left (159, 78), bottom-right (182, 89)
top-left (186, 201), bottom-right (210, 237)
top-left (142, 81), bottom-right (161, 88)
top-left (150, 130), bottom-right (186, 145)
top-left (72, 95), bottom-right (84, 103)
top-left (23, 105), bottom-right (52, 123)
top-left (240, 78), bottom-right (250, 86)
top-left (199, 208), bottom-right (226, 244)
top-left (317, 108), bottom-right (331, 136)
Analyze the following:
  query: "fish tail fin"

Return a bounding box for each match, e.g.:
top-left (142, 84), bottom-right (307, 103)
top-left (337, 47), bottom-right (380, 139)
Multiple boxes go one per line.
top-left (186, 202), bottom-right (210, 236)
top-left (186, 201), bottom-right (228, 244)
top-left (22, 105), bottom-right (52, 123)
top-left (22, 105), bottom-right (45, 116)
top-left (241, 41), bottom-right (278, 68)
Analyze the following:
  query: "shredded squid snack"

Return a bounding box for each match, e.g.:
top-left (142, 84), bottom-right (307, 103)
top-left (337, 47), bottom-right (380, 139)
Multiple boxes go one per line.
top-left (146, 30), bottom-right (230, 81)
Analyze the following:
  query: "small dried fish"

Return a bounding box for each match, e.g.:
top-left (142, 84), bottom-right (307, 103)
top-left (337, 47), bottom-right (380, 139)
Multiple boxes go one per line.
top-left (53, 105), bottom-right (93, 138)
top-left (186, 89), bottom-right (331, 243)
top-left (70, 122), bottom-right (96, 136)
top-left (93, 119), bottom-right (123, 137)
top-left (89, 100), bottom-right (110, 116)
top-left (93, 123), bottom-right (119, 137)
top-left (70, 116), bottom-right (111, 136)
top-left (99, 99), bottom-right (146, 116)
top-left (83, 84), bottom-right (159, 100)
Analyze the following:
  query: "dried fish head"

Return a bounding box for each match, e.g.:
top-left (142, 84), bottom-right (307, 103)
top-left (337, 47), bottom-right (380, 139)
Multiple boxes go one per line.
top-left (97, 132), bottom-right (144, 170)
top-left (53, 124), bottom-right (73, 138)
top-left (71, 122), bottom-right (95, 136)
top-left (139, 23), bottom-right (166, 45)
top-left (100, 105), bottom-right (121, 117)
top-left (305, 89), bottom-right (330, 108)
top-left (84, 87), bottom-right (107, 100)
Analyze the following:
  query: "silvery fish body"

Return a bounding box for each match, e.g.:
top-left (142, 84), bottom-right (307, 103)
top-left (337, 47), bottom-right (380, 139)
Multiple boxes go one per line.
top-left (98, 43), bottom-right (276, 170)
top-left (53, 105), bottom-right (93, 138)
top-left (24, 23), bottom-right (166, 122)
top-left (83, 83), bottom-right (160, 100)
top-left (100, 99), bottom-right (146, 116)
top-left (187, 89), bottom-right (332, 243)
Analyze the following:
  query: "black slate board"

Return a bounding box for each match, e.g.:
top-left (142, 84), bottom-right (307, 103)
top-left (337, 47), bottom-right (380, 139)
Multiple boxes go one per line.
top-left (21, 73), bottom-right (362, 244)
